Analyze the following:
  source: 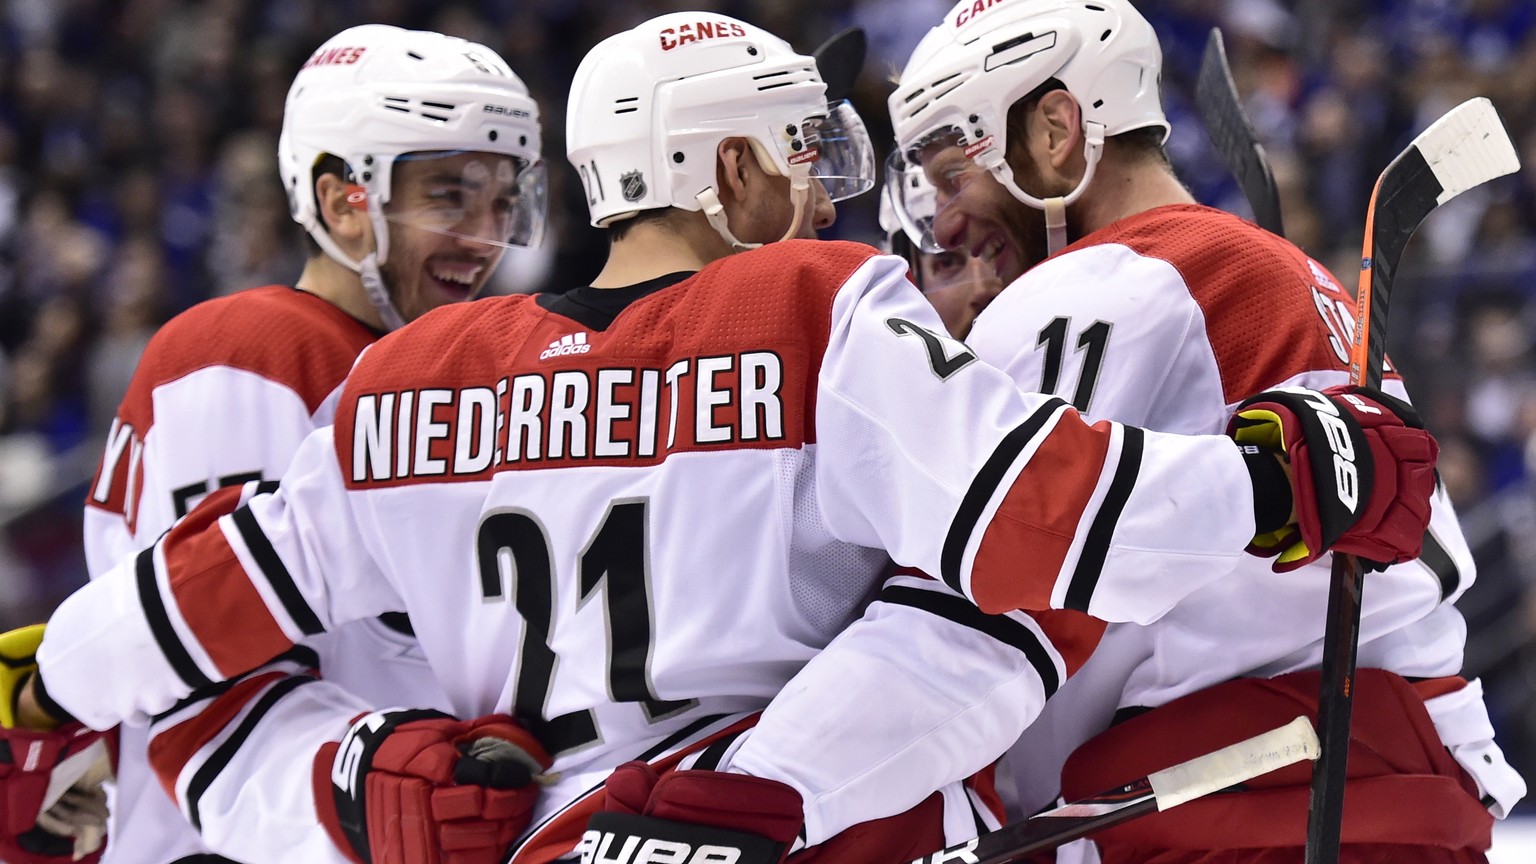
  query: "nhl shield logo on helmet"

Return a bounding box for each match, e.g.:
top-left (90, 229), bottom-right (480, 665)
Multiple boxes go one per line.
top-left (620, 170), bottom-right (647, 202)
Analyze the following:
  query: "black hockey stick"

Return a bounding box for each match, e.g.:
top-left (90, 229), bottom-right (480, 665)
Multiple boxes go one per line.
top-left (812, 26), bottom-right (866, 103)
top-left (910, 717), bottom-right (1318, 864)
top-left (1304, 96), bottom-right (1519, 864)
top-left (1195, 28), bottom-right (1285, 236)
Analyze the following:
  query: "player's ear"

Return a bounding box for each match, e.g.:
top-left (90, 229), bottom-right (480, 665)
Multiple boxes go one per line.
top-left (314, 172), bottom-right (370, 247)
top-left (1036, 90), bottom-right (1084, 172)
top-left (715, 137), bottom-right (754, 203)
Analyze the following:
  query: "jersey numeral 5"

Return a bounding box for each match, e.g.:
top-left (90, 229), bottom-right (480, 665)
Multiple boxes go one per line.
top-left (475, 498), bottom-right (695, 756)
top-left (171, 471), bottom-right (265, 518)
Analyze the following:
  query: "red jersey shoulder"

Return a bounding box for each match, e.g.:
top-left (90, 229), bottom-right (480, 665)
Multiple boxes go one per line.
top-left (89, 287), bottom-right (377, 524)
top-left (649, 239), bottom-right (881, 355)
top-left (1082, 205), bottom-right (1368, 403)
top-left (349, 239), bottom-right (882, 377)
top-left (119, 286), bottom-right (378, 431)
top-left (715, 238), bottom-right (882, 288)
top-left (341, 294), bottom-right (540, 396)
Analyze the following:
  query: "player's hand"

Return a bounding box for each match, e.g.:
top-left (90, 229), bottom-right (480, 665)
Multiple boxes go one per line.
top-left (0, 625), bottom-right (113, 864)
top-left (578, 761), bottom-right (803, 864)
top-left (1228, 385), bottom-right (1437, 572)
top-left (317, 708), bottom-right (551, 864)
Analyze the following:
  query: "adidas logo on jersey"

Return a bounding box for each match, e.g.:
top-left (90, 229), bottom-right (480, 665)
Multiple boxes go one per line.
top-left (540, 332), bottom-right (591, 360)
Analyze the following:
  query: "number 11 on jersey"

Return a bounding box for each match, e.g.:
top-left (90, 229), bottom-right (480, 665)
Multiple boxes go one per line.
top-left (1037, 317), bottom-right (1112, 412)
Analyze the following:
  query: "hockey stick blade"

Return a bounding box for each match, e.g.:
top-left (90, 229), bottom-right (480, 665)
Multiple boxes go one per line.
top-left (812, 26), bottom-right (866, 103)
top-left (1195, 28), bottom-right (1284, 236)
top-left (1305, 96), bottom-right (1519, 864)
top-left (913, 717), bottom-right (1319, 864)
top-left (1350, 96), bottom-right (1519, 386)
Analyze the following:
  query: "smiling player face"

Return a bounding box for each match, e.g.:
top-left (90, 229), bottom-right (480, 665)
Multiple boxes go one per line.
top-left (377, 151), bottom-right (532, 320)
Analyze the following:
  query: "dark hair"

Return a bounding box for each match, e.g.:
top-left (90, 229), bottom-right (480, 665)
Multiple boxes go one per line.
top-left (1004, 78), bottom-right (1170, 168)
top-left (302, 154), bottom-right (352, 258)
top-left (605, 206), bottom-right (679, 242)
top-left (1107, 125), bottom-right (1171, 166)
top-left (1003, 77), bottom-right (1067, 164)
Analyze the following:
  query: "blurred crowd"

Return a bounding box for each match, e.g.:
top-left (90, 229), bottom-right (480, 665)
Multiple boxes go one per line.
top-left (2, 0), bottom-right (1535, 809)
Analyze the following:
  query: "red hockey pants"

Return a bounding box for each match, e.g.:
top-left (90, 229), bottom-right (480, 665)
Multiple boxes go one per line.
top-left (1059, 669), bottom-right (1492, 863)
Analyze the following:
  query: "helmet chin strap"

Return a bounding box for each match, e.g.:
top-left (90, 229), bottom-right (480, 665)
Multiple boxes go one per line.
top-left (698, 187), bottom-right (761, 250)
top-left (304, 200), bottom-right (410, 331)
top-left (359, 255), bottom-right (407, 331)
top-left (988, 120), bottom-right (1106, 256)
top-left (697, 173), bottom-right (812, 251)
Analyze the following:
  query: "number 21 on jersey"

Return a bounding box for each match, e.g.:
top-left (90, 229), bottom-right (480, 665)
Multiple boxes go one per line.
top-left (475, 498), bottom-right (695, 756)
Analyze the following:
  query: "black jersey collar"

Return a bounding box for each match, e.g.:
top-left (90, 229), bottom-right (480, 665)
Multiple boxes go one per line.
top-left (535, 272), bottom-right (695, 332)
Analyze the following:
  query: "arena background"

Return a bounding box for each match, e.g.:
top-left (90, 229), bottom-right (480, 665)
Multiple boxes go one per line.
top-left (1, 0), bottom-right (1533, 855)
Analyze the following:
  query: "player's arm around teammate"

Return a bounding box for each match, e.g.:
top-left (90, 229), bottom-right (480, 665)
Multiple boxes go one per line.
top-left (879, 0), bottom-right (1522, 860)
top-left (16, 12), bottom-right (1439, 864)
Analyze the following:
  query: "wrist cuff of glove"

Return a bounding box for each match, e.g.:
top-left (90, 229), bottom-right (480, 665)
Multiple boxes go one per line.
top-left (582, 811), bottom-right (787, 864)
top-left (30, 672), bottom-right (80, 729)
top-left (328, 708), bottom-right (454, 864)
top-left (1232, 388), bottom-right (1374, 551)
top-left (1239, 444), bottom-right (1293, 536)
top-left (313, 743), bottom-right (365, 864)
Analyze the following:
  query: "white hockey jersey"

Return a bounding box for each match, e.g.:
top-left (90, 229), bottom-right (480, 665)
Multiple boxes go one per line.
top-left (962, 204), bottom-right (1524, 821)
top-left (47, 240), bottom-right (1285, 858)
top-left (81, 285), bottom-right (452, 864)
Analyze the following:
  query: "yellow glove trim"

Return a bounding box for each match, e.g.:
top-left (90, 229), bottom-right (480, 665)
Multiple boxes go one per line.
top-left (1275, 539), bottom-right (1317, 568)
top-left (1248, 527), bottom-right (1291, 552)
top-left (1232, 407), bottom-right (1287, 452)
top-left (0, 623), bottom-right (46, 729)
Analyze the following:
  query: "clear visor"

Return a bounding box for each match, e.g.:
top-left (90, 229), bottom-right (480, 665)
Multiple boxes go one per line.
top-left (381, 151), bottom-right (549, 249)
top-left (796, 100), bottom-right (877, 202)
top-left (890, 125), bottom-right (977, 253)
top-left (916, 249), bottom-right (998, 297)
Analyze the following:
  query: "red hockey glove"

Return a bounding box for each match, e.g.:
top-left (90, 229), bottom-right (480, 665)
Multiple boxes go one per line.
top-left (579, 761), bottom-right (804, 864)
top-left (1228, 385), bottom-right (1437, 572)
top-left (316, 709), bottom-right (551, 864)
top-left (0, 625), bottom-right (112, 864)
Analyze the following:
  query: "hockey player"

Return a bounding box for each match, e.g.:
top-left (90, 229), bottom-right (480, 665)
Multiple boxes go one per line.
top-left (0, 25), bottom-right (552, 864)
top-left (10, 11), bottom-right (1438, 864)
top-left (880, 163), bottom-right (1002, 338)
top-left (885, 0), bottom-right (1525, 860)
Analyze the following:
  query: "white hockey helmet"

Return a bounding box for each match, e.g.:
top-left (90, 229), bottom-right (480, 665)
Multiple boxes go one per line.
top-left (278, 24), bottom-right (545, 328)
top-left (566, 12), bottom-right (876, 248)
top-left (889, 0), bottom-right (1166, 253)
